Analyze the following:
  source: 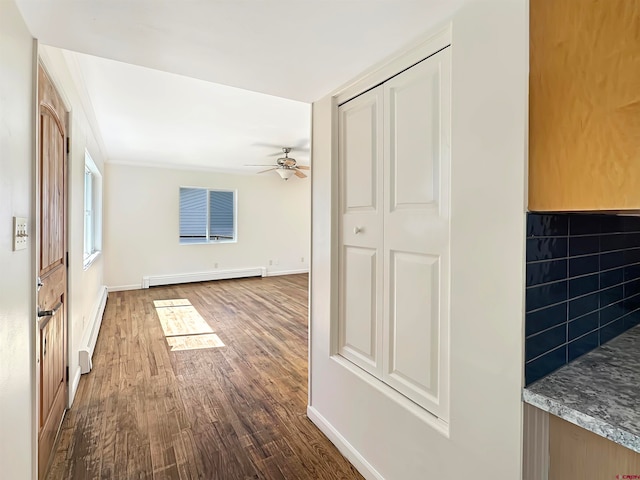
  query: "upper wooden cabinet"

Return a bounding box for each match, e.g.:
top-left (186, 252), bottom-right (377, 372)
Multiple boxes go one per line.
top-left (529, 0), bottom-right (640, 211)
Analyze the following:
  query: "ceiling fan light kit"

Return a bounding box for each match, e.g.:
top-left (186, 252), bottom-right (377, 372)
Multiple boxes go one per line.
top-left (246, 147), bottom-right (310, 180)
top-left (276, 169), bottom-right (296, 180)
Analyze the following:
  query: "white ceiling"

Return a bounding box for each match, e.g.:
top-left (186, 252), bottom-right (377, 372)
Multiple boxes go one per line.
top-left (18, 1), bottom-right (464, 173)
top-left (57, 48), bottom-right (311, 173)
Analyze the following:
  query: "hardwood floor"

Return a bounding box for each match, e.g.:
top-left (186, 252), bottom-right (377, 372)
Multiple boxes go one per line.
top-left (47, 275), bottom-right (363, 480)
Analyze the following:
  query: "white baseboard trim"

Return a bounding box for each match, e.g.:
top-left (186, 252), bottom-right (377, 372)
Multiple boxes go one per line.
top-left (141, 267), bottom-right (267, 288)
top-left (265, 268), bottom-right (309, 277)
top-left (109, 268), bottom-right (309, 292)
top-left (68, 365), bottom-right (82, 407)
top-left (78, 286), bottom-right (108, 374)
top-left (307, 406), bottom-right (384, 480)
top-left (108, 284), bottom-right (141, 292)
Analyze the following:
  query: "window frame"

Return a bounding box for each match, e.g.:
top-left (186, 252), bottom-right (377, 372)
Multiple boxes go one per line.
top-left (179, 187), bottom-right (237, 245)
top-left (83, 150), bottom-right (102, 269)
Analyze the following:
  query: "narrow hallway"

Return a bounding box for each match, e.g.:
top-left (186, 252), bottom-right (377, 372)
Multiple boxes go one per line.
top-left (47, 275), bottom-right (362, 479)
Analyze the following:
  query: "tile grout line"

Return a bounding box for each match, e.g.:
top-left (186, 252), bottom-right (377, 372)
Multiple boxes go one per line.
top-left (526, 214), bottom-right (640, 384)
top-left (524, 306), bottom-right (640, 366)
top-left (526, 293), bottom-right (640, 339)
top-left (526, 263), bottom-right (640, 290)
top-left (527, 250), bottom-right (640, 267)
top-left (526, 279), bottom-right (640, 314)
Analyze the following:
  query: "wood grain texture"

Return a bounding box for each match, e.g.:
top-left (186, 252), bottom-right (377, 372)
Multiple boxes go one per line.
top-left (529, 0), bottom-right (640, 211)
top-left (38, 63), bottom-right (68, 480)
top-left (549, 415), bottom-right (640, 479)
top-left (523, 404), bottom-right (549, 480)
top-left (38, 63), bottom-right (66, 276)
top-left (47, 275), bottom-right (364, 480)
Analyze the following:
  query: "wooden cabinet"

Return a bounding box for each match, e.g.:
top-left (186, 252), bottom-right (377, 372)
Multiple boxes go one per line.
top-left (549, 415), bottom-right (640, 479)
top-left (337, 47), bottom-right (451, 420)
top-left (529, 0), bottom-right (640, 211)
top-left (524, 405), bottom-right (640, 478)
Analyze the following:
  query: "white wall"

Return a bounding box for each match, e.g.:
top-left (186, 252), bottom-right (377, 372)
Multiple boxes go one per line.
top-left (0, 1), bottom-right (35, 478)
top-left (38, 45), bottom-right (107, 404)
top-left (309, 2), bottom-right (527, 480)
top-left (104, 163), bottom-right (310, 289)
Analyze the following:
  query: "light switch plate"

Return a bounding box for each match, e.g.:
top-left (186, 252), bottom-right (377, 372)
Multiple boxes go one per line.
top-left (13, 217), bottom-right (28, 251)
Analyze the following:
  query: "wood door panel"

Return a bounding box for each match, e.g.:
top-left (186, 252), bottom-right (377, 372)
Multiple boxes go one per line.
top-left (40, 308), bottom-right (65, 420)
top-left (40, 113), bottom-right (65, 274)
top-left (37, 63), bottom-right (67, 480)
top-left (38, 265), bottom-right (64, 313)
top-left (38, 311), bottom-right (66, 480)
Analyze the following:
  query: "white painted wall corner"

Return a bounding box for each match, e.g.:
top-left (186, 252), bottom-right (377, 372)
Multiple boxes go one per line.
top-left (307, 406), bottom-right (384, 480)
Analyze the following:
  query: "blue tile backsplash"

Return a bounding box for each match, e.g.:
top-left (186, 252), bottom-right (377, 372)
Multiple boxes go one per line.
top-left (525, 213), bottom-right (640, 385)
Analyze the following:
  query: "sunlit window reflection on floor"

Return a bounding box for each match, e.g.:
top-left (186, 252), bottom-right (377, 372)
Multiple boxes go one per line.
top-left (153, 299), bottom-right (225, 351)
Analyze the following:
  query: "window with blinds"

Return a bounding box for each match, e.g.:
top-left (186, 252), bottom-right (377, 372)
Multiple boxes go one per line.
top-left (179, 187), bottom-right (236, 244)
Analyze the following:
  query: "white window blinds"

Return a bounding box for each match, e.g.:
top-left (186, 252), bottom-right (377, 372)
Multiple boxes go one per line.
top-left (179, 188), bottom-right (207, 240)
top-left (179, 187), bottom-right (236, 244)
top-left (209, 190), bottom-right (234, 240)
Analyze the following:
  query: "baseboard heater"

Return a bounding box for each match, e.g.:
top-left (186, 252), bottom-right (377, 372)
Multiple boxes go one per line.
top-left (79, 286), bottom-right (108, 374)
top-left (142, 267), bottom-right (267, 288)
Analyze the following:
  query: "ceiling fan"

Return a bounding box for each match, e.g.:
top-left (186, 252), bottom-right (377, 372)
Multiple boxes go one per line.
top-left (246, 147), bottom-right (310, 180)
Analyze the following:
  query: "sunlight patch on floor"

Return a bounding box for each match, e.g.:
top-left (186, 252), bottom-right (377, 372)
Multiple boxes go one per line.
top-left (166, 333), bottom-right (225, 351)
top-left (153, 299), bottom-right (225, 351)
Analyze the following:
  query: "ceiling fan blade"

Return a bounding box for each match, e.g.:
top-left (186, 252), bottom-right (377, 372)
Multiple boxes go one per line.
top-left (296, 165), bottom-right (310, 170)
top-left (294, 170), bottom-right (307, 179)
top-left (258, 167), bottom-right (278, 174)
top-left (245, 164), bottom-right (276, 167)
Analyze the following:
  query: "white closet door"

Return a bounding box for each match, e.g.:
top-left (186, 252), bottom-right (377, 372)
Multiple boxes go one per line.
top-left (337, 86), bottom-right (384, 376)
top-left (383, 49), bottom-right (451, 420)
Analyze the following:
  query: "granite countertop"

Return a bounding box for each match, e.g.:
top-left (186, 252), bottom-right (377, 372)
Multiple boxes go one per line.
top-left (523, 324), bottom-right (640, 453)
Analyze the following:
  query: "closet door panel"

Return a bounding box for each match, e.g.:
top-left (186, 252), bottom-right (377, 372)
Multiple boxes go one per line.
top-left (343, 104), bottom-right (378, 211)
top-left (338, 86), bottom-right (384, 376)
top-left (389, 68), bottom-right (439, 209)
top-left (383, 49), bottom-right (451, 420)
top-left (388, 252), bottom-right (440, 396)
top-left (340, 246), bottom-right (379, 367)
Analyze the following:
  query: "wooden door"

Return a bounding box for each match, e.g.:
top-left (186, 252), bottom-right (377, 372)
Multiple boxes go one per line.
top-left (382, 49), bottom-right (450, 420)
top-left (337, 86), bottom-right (384, 376)
top-left (37, 63), bottom-right (68, 480)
